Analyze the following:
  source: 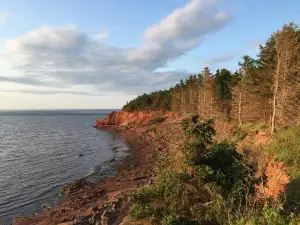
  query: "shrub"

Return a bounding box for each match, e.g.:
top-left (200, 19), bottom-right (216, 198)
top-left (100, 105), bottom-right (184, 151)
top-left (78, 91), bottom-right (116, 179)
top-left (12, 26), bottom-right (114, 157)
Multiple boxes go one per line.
top-left (260, 161), bottom-right (290, 200)
top-left (131, 203), bottom-right (153, 219)
top-left (248, 204), bottom-right (296, 225)
top-left (162, 215), bottom-right (201, 225)
top-left (232, 129), bottom-right (247, 142)
top-left (181, 116), bottom-right (215, 146)
top-left (182, 116), bottom-right (216, 165)
top-left (130, 172), bottom-right (210, 223)
top-left (132, 186), bottom-right (156, 204)
top-left (195, 141), bottom-right (256, 205)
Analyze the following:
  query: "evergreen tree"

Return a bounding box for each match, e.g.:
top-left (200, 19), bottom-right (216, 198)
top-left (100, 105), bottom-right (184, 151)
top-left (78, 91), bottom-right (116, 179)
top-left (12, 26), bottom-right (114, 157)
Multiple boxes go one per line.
top-left (215, 68), bottom-right (233, 121)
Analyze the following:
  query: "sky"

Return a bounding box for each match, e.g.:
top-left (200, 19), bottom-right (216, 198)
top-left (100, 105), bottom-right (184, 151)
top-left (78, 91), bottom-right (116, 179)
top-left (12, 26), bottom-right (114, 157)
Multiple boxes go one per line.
top-left (0, 0), bottom-right (299, 110)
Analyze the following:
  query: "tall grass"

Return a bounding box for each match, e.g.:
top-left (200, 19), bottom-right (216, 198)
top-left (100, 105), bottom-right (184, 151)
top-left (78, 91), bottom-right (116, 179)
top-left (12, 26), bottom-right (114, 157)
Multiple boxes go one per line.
top-left (263, 125), bottom-right (300, 214)
top-left (265, 126), bottom-right (300, 179)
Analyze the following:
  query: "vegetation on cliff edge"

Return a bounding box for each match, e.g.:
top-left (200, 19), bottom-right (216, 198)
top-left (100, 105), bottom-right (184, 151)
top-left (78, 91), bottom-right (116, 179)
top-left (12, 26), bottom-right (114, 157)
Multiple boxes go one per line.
top-left (126, 117), bottom-right (299, 225)
top-left (123, 23), bottom-right (300, 133)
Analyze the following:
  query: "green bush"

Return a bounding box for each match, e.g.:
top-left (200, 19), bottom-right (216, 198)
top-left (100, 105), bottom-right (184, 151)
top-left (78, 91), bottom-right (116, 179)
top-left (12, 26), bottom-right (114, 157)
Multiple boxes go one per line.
top-left (182, 116), bottom-right (215, 146)
top-left (131, 203), bottom-right (153, 219)
top-left (195, 141), bottom-right (256, 203)
top-left (162, 215), bottom-right (201, 225)
top-left (232, 204), bottom-right (299, 225)
top-left (132, 186), bottom-right (156, 204)
top-left (182, 116), bottom-right (216, 165)
top-left (232, 129), bottom-right (247, 142)
top-left (130, 172), bottom-right (206, 223)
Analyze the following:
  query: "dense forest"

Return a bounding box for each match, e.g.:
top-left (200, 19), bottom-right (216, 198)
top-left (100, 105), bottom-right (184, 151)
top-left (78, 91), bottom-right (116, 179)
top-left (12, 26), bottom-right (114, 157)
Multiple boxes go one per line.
top-left (123, 23), bottom-right (300, 132)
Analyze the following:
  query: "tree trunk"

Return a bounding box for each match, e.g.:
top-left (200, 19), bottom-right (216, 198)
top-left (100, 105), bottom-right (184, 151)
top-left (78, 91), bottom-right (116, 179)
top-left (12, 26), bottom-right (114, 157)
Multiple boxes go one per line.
top-left (189, 88), bottom-right (192, 114)
top-left (271, 51), bottom-right (280, 133)
top-left (238, 90), bottom-right (243, 127)
top-left (210, 97), bottom-right (213, 118)
top-left (203, 88), bottom-right (206, 117)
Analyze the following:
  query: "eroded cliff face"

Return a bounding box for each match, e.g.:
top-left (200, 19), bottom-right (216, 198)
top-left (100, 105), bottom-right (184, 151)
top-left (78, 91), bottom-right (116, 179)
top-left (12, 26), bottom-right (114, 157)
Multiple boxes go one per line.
top-left (95, 111), bottom-right (181, 128)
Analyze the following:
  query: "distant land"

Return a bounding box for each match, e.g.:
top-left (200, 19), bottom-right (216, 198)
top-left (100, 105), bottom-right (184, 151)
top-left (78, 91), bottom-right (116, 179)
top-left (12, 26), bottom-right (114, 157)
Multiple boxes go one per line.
top-left (0, 109), bottom-right (120, 116)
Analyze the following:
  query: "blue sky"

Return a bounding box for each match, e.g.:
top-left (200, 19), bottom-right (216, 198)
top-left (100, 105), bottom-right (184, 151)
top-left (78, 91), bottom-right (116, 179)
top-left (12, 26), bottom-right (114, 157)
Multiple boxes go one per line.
top-left (0, 0), bottom-right (299, 109)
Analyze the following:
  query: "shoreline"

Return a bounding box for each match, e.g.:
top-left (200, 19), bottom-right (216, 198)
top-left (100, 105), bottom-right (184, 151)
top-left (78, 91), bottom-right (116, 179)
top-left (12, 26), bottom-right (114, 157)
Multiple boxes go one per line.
top-left (13, 126), bottom-right (158, 225)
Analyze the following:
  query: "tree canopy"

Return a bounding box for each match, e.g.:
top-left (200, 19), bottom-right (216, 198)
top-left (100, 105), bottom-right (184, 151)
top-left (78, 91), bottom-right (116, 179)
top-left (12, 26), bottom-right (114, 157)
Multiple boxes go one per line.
top-left (122, 22), bottom-right (300, 131)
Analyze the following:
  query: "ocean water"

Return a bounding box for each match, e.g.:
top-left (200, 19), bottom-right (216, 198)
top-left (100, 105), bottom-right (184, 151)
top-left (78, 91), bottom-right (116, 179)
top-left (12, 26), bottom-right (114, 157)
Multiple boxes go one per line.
top-left (0, 109), bottom-right (128, 224)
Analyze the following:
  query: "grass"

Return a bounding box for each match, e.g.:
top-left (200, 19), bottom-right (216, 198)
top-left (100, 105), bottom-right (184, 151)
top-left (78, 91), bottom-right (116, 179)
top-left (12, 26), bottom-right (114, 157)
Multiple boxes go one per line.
top-left (240, 123), bottom-right (268, 133)
top-left (264, 125), bottom-right (300, 179)
top-left (263, 125), bottom-right (300, 213)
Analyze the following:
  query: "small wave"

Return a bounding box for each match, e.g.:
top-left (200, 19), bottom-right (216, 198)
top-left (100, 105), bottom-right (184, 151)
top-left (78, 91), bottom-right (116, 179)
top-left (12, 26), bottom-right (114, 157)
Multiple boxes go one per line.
top-left (86, 164), bottom-right (103, 177)
top-left (0, 112), bottom-right (128, 224)
top-left (0, 181), bottom-right (64, 216)
top-left (85, 163), bottom-right (117, 182)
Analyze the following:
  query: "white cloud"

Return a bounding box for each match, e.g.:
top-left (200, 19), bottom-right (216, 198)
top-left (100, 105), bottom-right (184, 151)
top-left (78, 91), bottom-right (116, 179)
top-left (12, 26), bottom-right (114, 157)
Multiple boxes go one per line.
top-left (127, 0), bottom-right (230, 67)
top-left (204, 53), bottom-right (237, 66)
top-left (0, 0), bottom-right (231, 95)
top-left (0, 12), bottom-right (8, 25)
top-left (94, 31), bottom-right (109, 40)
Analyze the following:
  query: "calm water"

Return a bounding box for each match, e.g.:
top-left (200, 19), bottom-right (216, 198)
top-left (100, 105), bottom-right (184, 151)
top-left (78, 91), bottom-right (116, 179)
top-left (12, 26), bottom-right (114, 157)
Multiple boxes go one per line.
top-left (0, 109), bottom-right (129, 224)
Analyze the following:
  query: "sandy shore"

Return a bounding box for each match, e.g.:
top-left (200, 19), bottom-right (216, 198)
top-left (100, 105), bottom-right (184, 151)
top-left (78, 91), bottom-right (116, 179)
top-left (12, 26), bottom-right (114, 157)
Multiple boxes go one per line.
top-left (13, 127), bottom-right (159, 225)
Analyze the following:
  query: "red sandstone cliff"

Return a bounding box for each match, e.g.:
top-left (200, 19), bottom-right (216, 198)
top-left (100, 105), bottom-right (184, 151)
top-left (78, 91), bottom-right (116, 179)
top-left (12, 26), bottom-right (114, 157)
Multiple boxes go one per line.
top-left (95, 111), bottom-right (181, 128)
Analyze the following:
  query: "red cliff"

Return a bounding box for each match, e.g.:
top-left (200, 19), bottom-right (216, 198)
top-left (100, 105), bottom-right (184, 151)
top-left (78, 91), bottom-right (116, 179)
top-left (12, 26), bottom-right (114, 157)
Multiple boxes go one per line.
top-left (95, 111), bottom-right (181, 128)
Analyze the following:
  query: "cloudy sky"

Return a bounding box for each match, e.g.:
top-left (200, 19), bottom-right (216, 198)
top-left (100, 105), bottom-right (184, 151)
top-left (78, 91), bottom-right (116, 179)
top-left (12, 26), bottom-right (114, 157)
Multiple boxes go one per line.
top-left (0, 0), bottom-right (299, 110)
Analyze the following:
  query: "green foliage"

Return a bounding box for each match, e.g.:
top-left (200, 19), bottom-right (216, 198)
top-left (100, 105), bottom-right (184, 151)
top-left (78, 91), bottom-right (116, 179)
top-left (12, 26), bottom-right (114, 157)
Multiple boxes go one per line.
top-left (162, 215), bottom-right (201, 225)
top-left (132, 172), bottom-right (188, 205)
top-left (153, 173), bottom-right (187, 200)
top-left (264, 125), bottom-right (300, 212)
top-left (131, 203), bottom-right (153, 219)
top-left (240, 123), bottom-right (268, 133)
top-left (182, 115), bottom-right (216, 146)
top-left (233, 204), bottom-right (299, 225)
top-left (232, 129), bottom-right (247, 142)
top-left (130, 117), bottom-right (261, 224)
top-left (129, 115), bottom-right (300, 224)
top-left (148, 116), bottom-right (166, 125)
top-left (257, 205), bottom-right (289, 225)
top-left (237, 55), bottom-right (259, 86)
top-left (122, 89), bottom-right (172, 112)
top-left (195, 141), bottom-right (256, 204)
top-left (215, 69), bottom-right (233, 101)
top-left (265, 125), bottom-right (300, 176)
top-left (131, 172), bottom-right (195, 223)
top-left (132, 186), bottom-right (156, 204)
top-left (182, 116), bottom-right (216, 165)
top-left (121, 23), bottom-right (300, 131)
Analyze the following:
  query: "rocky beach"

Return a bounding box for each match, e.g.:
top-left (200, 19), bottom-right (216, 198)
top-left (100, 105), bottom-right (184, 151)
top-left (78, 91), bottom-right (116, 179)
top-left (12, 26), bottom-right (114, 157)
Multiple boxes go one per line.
top-left (13, 111), bottom-right (175, 225)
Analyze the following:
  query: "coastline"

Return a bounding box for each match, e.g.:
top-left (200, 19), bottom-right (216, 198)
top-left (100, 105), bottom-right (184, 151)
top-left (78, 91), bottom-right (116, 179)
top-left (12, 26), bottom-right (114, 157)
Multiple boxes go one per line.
top-left (13, 126), bottom-right (158, 225)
